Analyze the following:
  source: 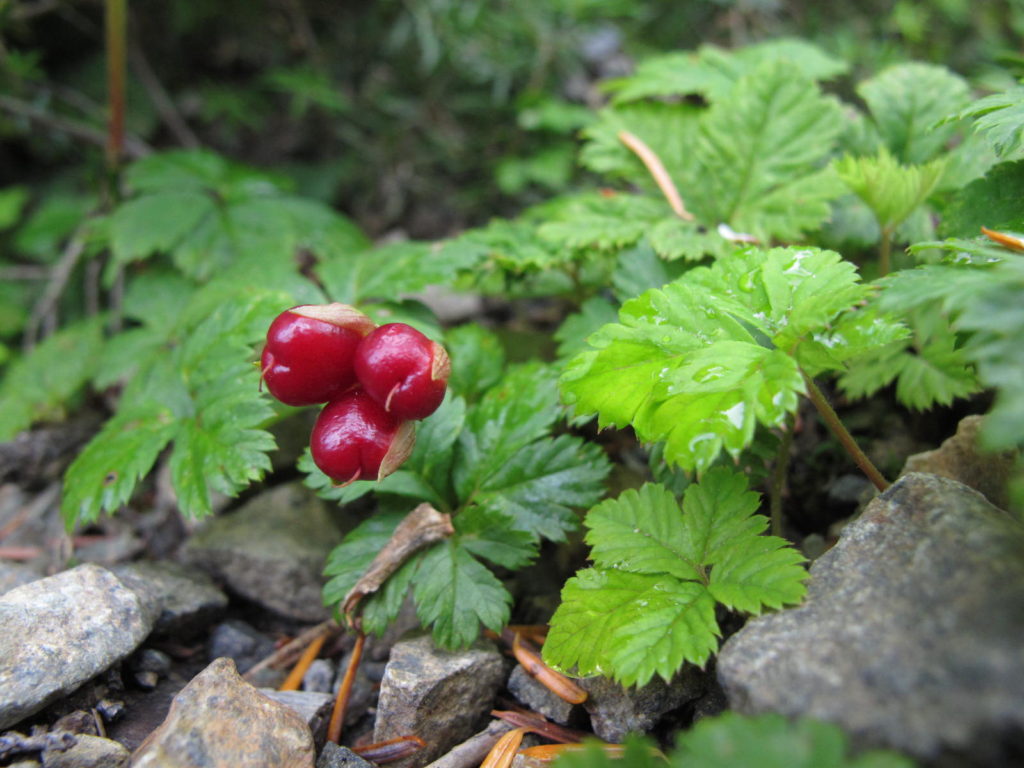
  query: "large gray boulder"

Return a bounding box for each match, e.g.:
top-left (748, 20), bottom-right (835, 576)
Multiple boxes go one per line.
top-left (717, 473), bottom-right (1024, 763)
top-left (0, 564), bottom-right (156, 730)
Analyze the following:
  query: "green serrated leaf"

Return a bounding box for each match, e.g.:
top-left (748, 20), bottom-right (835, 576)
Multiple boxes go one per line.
top-left (835, 149), bottom-right (946, 231)
top-left (611, 242), bottom-right (689, 303)
top-left (455, 363), bottom-right (563, 497)
top-left (609, 578), bottom-right (718, 684)
top-left (647, 217), bottom-right (732, 262)
top-left (456, 505), bottom-right (537, 570)
top-left (545, 568), bottom-right (718, 685)
top-left (839, 306), bottom-right (979, 410)
top-left (857, 63), bottom-right (970, 164)
top-left (110, 192), bottom-right (216, 266)
top-left (690, 61), bottom-right (845, 241)
top-left (942, 159), bottom-right (1024, 238)
top-left (317, 241), bottom-right (476, 305)
top-left (537, 193), bottom-right (667, 253)
top-left (60, 403), bottom-right (178, 527)
top-left (555, 296), bottom-right (620, 361)
top-left (472, 434), bottom-right (610, 542)
top-left (445, 325), bottom-right (506, 402)
top-left (605, 39), bottom-right (846, 106)
top-left (547, 472), bottom-right (806, 685)
top-left (954, 85), bottom-right (1024, 160)
top-left (586, 483), bottom-right (706, 581)
top-left (414, 540), bottom-right (511, 648)
top-left (562, 247), bottom-right (887, 472)
top-left (0, 186), bottom-right (29, 230)
top-left (671, 712), bottom-right (917, 768)
top-left (580, 101), bottom-right (700, 190)
top-left (0, 318), bottom-right (105, 440)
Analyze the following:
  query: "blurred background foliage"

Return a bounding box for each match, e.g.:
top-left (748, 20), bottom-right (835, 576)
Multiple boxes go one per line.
top-left (3, 0), bottom-right (1022, 242)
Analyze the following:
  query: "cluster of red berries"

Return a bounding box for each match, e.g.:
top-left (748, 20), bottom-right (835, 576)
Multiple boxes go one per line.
top-left (260, 303), bottom-right (450, 485)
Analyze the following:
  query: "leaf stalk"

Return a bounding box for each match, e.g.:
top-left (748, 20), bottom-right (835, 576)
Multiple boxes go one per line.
top-left (801, 372), bottom-right (890, 492)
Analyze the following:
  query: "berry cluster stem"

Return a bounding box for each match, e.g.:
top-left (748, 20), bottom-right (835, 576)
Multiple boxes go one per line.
top-left (801, 372), bottom-right (890, 492)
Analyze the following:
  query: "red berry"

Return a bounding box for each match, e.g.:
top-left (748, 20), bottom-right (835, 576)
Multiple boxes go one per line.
top-left (261, 304), bottom-right (376, 406)
top-left (310, 390), bottom-right (415, 485)
top-left (354, 323), bottom-right (451, 420)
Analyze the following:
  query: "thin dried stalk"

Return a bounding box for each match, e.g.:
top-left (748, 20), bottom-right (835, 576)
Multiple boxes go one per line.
top-left (327, 631), bottom-right (365, 744)
top-left (278, 633), bottom-right (326, 691)
top-left (618, 130), bottom-right (694, 220)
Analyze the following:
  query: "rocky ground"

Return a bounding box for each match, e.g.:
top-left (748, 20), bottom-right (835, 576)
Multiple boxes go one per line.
top-left (1, 407), bottom-right (1023, 767)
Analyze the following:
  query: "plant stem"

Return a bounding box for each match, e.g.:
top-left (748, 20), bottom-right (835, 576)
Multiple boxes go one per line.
top-left (105, 0), bottom-right (127, 175)
top-left (879, 224), bottom-right (893, 277)
top-left (769, 419), bottom-right (794, 537)
top-left (801, 372), bottom-right (890, 492)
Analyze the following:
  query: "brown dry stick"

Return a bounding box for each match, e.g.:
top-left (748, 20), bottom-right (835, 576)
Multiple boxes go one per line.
top-left (341, 502), bottom-right (454, 627)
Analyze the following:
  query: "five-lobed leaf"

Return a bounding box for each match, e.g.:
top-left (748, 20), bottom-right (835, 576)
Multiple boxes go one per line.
top-left (561, 247), bottom-right (899, 473)
top-left (689, 60), bottom-right (845, 241)
top-left (414, 540), bottom-right (512, 648)
top-left (545, 470), bottom-right (807, 686)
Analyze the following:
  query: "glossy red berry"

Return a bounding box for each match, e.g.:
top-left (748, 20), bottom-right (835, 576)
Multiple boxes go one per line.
top-left (310, 390), bottom-right (415, 485)
top-left (261, 304), bottom-right (376, 407)
top-left (354, 323), bottom-right (450, 420)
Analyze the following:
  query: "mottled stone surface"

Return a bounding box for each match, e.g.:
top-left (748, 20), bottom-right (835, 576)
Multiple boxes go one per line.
top-left (182, 483), bottom-right (342, 621)
top-left (317, 743), bottom-right (374, 768)
top-left (112, 560), bottom-right (228, 638)
top-left (718, 473), bottom-right (1024, 763)
top-left (507, 665), bottom-right (577, 726)
top-left (43, 734), bottom-right (130, 768)
top-left (207, 619), bottom-right (276, 675)
top-left (902, 414), bottom-right (1018, 509)
top-left (374, 636), bottom-right (504, 768)
top-left (259, 689), bottom-right (333, 751)
top-left (0, 564), bottom-right (156, 730)
top-left (131, 658), bottom-right (315, 768)
top-left (580, 666), bottom-right (706, 743)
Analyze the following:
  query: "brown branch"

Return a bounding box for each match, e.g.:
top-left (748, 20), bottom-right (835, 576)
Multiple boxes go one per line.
top-left (128, 37), bottom-right (200, 148)
top-left (341, 502), bottom-right (454, 627)
top-left (23, 224), bottom-right (90, 350)
top-left (423, 721), bottom-right (515, 768)
top-left (0, 94), bottom-right (151, 158)
top-left (242, 619), bottom-right (341, 682)
top-left (618, 130), bottom-right (694, 221)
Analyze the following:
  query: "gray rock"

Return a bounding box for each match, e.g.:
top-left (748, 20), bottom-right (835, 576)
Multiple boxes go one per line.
top-left (112, 560), bottom-right (228, 638)
top-left (374, 635), bottom-right (504, 767)
top-left (507, 665), bottom-right (577, 726)
top-left (317, 743), bottom-right (374, 768)
top-left (42, 734), bottom-right (129, 768)
top-left (208, 619), bottom-right (276, 675)
top-left (183, 483), bottom-right (343, 621)
top-left (0, 561), bottom-right (42, 595)
top-left (717, 472), bottom-right (1024, 763)
top-left (580, 667), bottom-right (705, 743)
top-left (303, 659), bottom-right (336, 694)
top-left (902, 414), bottom-right (1019, 510)
top-left (131, 658), bottom-right (315, 768)
top-left (259, 689), bottom-right (333, 751)
top-left (0, 564), bottom-right (156, 730)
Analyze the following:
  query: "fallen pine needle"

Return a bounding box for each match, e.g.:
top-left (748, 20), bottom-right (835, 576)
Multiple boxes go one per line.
top-left (480, 727), bottom-right (526, 768)
top-left (512, 632), bottom-right (587, 705)
top-left (490, 710), bottom-right (590, 744)
top-left (327, 630), bottom-right (365, 744)
top-left (278, 632), bottom-right (326, 691)
top-left (353, 735), bottom-right (426, 763)
top-left (618, 130), bottom-right (693, 221)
